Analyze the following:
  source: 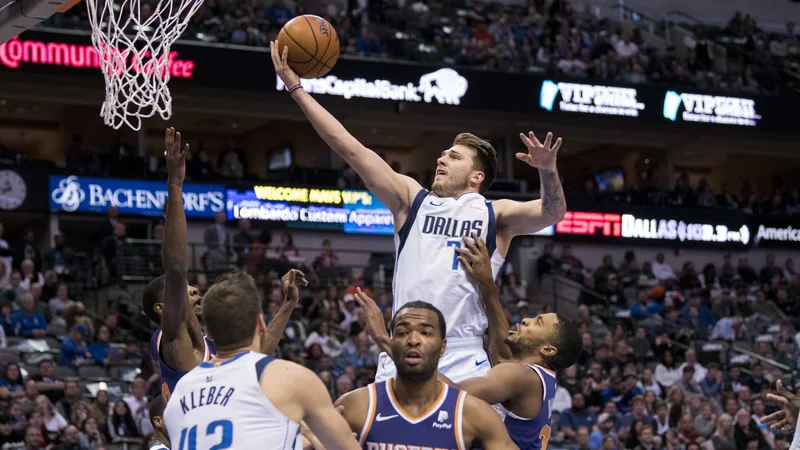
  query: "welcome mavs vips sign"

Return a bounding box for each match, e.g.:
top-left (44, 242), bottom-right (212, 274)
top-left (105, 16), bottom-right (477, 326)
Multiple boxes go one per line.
top-left (49, 175), bottom-right (225, 218)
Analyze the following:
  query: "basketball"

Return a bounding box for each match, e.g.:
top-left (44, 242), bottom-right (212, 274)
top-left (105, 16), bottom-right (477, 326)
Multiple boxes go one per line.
top-left (277, 15), bottom-right (340, 79)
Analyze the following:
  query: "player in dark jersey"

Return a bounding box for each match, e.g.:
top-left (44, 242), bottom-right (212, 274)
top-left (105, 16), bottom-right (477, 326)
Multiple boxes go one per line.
top-left (356, 235), bottom-right (582, 450)
top-left (332, 301), bottom-right (517, 450)
top-left (142, 128), bottom-right (304, 401)
top-left (147, 396), bottom-right (169, 450)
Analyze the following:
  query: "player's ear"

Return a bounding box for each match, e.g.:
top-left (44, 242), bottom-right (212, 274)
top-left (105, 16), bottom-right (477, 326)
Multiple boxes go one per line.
top-left (440, 338), bottom-right (447, 358)
top-left (153, 302), bottom-right (163, 315)
top-left (470, 170), bottom-right (485, 187)
top-left (540, 344), bottom-right (557, 358)
top-left (153, 415), bottom-right (163, 430)
top-left (257, 314), bottom-right (267, 333)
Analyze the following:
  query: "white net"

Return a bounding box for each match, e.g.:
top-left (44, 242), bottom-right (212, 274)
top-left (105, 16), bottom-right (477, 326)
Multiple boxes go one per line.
top-left (85, 0), bottom-right (204, 130)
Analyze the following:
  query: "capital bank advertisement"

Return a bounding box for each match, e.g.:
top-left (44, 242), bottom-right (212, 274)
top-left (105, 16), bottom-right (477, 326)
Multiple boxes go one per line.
top-left (49, 175), bottom-right (225, 218)
top-left (226, 185), bottom-right (394, 235)
top-left (3, 31), bottom-right (794, 133)
top-left (553, 208), bottom-right (752, 249)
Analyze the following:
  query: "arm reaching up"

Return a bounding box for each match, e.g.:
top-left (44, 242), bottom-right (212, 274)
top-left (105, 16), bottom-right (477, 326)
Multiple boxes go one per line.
top-left (353, 288), bottom-right (392, 355)
top-left (455, 235), bottom-right (512, 363)
top-left (260, 269), bottom-right (308, 355)
top-left (494, 131), bottom-right (566, 240)
top-left (270, 41), bottom-right (421, 222)
top-left (160, 128), bottom-right (205, 372)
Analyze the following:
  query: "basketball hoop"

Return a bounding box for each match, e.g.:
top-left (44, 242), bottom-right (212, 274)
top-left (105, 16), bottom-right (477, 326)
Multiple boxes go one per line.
top-left (85, 0), bottom-right (204, 130)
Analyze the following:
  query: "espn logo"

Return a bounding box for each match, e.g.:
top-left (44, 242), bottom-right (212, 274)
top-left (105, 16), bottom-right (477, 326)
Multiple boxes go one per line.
top-left (556, 211), bottom-right (622, 236)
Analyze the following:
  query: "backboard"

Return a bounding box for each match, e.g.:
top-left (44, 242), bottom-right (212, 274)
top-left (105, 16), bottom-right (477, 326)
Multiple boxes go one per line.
top-left (0, 0), bottom-right (78, 44)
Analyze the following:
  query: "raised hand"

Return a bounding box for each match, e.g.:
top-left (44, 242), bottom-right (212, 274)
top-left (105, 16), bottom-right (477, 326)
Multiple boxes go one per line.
top-left (164, 127), bottom-right (188, 185)
top-left (454, 234), bottom-right (494, 288)
top-left (270, 40), bottom-right (301, 90)
top-left (763, 379), bottom-right (800, 433)
top-left (353, 287), bottom-right (391, 354)
top-left (281, 269), bottom-right (308, 304)
top-left (517, 131), bottom-right (562, 173)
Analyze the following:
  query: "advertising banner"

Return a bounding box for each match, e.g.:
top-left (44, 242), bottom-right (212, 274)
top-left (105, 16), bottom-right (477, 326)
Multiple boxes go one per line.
top-left (49, 175), bottom-right (225, 218)
top-left (226, 185), bottom-right (394, 235)
top-left (553, 208), bottom-right (752, 249)
top-left (4, 31), bottom-right (794, 134)
top-left (751, 217), bottom-right (800, 248)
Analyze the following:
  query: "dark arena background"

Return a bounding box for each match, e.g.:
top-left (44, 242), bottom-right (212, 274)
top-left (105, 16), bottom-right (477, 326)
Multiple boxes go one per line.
top-left (0, 0), bottom-right (799, 448)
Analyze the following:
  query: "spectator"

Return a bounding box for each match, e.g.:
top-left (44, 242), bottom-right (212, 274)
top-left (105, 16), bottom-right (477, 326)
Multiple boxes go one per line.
top-left (278, 232), bottom-right (301, 264)
top-left (88, 326), bottom-right (116, 366)
top-left (699, 362), bottom-right (723, 398)
top-left (232, 219), bottom-right (253, 264)
top-left (313, 239), bottom-right (340, 281)
top-left (60, 325), bottom-right (91, 367)
top-left (55, 381), bottom-right (82, 429)
top-left (35, 395), bottom-right (68, 436)
top-left (304, 321), bottom-right (343, 358)
top-left (675, 366), bottom-right (702, 396)
top-left (13, 294), bottom-right (47, 338)
top-left (43, 234), bottom-right (76, 278)
top-left (89, 390), bottom-right (110, 428)
top-left (0, 413), bottom-right (24, 449)
top-left (12, 230), bottom-right (41, 274)
top-left (123, 379), bottom-right (151, 437)
top-left (79, 416), bottom-right (105, 449)
top-left (49, 284), bottom-right (75, 326)
top-left (708, 413), bottom-right (736, 450)
top-left (733, 408), bottom-right (769, 450)
top-left (561, 392), bottom-right (597, 441)
top-left (651, 253), bottom-right (676, 281)
top-left (536, 242), bottom-right (559, 280)
top-left (654, 350), bottom-right (681, 388)
top-left (107, 401), bottom-right (142, 446)
top-left (636, 368), bottom-right (661, 398)
top-left (30, 360), bottom-right (64, 404)
top-left (589, 413), bottom-right (618, 450)
top-left (203, 212), bottom-right (230, 272)
top-left (3, 363), bottom-right (26, 399)
top-left (18, 260), bottom-right (43, 293)
top-left (575, 426), bottom-right (591, 450)
top-left (55, 424), bottom-right (87, 450)
top-left (710, 314), bottom-right (744, 341)
top-left (678, 349), bottom-right (708, 383)
top-left (100, 222), bottom-right (132, 281)
top-left (24, 425), bottom-right (45, 450)
top-left (265, 0), bottom-right (292, 25)
top-left (1, 272), bottom-right (25, 303)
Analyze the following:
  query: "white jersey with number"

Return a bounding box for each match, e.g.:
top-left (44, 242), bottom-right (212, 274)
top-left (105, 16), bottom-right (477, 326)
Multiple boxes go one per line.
top-left (164, 351), bottom-right (300, 450)
top-left (393, 189), bottom-right (505, 339)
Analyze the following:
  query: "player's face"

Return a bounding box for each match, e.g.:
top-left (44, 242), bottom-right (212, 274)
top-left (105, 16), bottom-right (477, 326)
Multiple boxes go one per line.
top-left (506, 313), bottom-right (559, 358)
top-left (154, 283), bottom-right (203, 318)
top-left (432, 145), bottom-right (482, 197)
top-left (390, 308), bottom-right (445, 381)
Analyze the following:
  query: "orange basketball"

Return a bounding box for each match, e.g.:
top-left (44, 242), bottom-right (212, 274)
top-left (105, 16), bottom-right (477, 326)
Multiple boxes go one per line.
top-left (277, 15), bottom-right (340, 79)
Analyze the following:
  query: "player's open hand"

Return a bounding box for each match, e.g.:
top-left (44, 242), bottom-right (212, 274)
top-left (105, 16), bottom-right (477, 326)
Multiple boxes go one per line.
top-left (763, 379), bottom-right (800, 432)
top-left (354, 287), bottom-right (391, 351)
top-left (165, 127), bottom-right (189, 185)
top-left (281, 269), bottom-right (308, 304)
top-left (454, 234), bottom-right (494, 287)
top-left (270, 40), bottom-right (301, 90)
top-left (517, 131), bottom-right (562, 173)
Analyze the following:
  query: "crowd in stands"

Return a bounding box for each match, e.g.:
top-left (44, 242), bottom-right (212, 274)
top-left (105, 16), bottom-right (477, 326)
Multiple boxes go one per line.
top-left (2, 202), bottom-right (800, 449)
top-left (575, 172), bottom-right (800, 216)
top-left (48, 0), bottom-right (799, 95)
top-left (532, 242), bottom-right (799, 449)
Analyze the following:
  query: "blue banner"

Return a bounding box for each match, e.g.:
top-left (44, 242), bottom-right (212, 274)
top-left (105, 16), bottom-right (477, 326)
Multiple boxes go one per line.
top-left (226, 185), bottom-right (394, 235)
top-left (49, 175), bottom-right (226, 218)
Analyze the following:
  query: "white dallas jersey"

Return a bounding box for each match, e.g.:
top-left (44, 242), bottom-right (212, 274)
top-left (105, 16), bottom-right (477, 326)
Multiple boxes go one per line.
top-left (394, 189), bottom-right (504, 338)
top-left (164, 351), bottom-right (300, 450)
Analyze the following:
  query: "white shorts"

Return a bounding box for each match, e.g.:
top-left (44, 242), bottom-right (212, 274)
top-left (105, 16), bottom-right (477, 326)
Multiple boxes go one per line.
top-left (374, 337), bottom-right (491, 383)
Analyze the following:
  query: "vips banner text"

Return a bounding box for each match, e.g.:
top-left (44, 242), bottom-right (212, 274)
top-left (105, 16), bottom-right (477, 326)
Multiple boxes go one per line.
top-left (226, 185), bottom-right (394, 235)
top-left (0, 31), bottom-right (793, 134)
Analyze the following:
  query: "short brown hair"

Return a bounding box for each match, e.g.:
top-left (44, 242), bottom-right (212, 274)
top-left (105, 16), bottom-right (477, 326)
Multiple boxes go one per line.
top-left (453, 133), bottom-right (498, 193)
top-left (202, 272), bottom-right (261, 351)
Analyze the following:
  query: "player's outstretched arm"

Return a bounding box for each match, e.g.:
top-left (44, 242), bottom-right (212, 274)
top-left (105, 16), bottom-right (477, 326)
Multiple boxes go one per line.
top-left (455, 235), bottom-right (511, 363)
top-left (260, 269), bottom-right (308, 355)
top-left (463, 395), bottom-right (519, 450)
top-left (293, 365), bottom-right (362, 450)
top-left (161, 128), bottom-right (204, 372)
top-left (353, 288), bottom-right (392, 355)
top-left (270, 41), bottom-right (421, 217)
top-left (456, 362), bottom-right (539, 407)
top-left (494, 131), bottom-right (566, 238)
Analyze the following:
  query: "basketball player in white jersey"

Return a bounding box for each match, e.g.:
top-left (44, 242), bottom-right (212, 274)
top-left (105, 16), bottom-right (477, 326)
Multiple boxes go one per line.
top-left (356, 237), bottom-right (582, 450)
top-left (164, 271), bottom-right (361, 450)
top-left (271, 41), bottom-right (567, 383)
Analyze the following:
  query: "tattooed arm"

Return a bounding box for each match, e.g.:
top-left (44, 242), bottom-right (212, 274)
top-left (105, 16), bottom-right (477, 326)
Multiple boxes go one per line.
top-left (494, 131), bottom-right (566, 237)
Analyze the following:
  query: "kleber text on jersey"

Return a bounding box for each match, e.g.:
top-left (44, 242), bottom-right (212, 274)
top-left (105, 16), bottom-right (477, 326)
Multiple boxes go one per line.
top-left (178, 385), bottom-right (236, 414)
